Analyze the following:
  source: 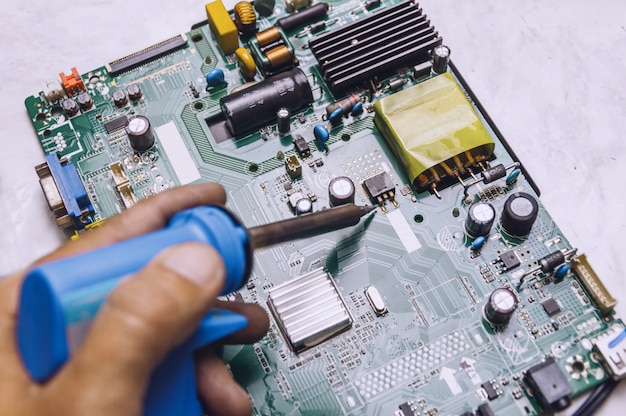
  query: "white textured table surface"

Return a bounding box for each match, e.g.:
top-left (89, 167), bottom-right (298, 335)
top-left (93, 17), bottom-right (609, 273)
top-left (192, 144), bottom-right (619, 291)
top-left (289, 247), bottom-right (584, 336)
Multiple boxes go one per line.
top-left (1, 0), bottom-right (625, 413)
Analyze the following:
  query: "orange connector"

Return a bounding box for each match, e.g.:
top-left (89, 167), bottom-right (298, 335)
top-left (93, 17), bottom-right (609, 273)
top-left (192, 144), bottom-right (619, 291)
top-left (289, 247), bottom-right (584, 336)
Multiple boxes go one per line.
top-left (59, 67), bottom-right (86, 95)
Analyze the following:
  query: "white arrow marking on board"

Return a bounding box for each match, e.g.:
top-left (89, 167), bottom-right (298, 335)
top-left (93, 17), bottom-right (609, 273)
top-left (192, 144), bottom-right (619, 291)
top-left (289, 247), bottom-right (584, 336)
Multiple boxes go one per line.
top-left (440, 366), bottom-right (462, 395)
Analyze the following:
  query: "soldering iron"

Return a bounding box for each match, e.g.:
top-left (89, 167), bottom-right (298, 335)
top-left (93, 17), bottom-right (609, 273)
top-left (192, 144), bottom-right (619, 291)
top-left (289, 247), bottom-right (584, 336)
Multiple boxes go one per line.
top-left (16, 203), bottom-right (375, 416)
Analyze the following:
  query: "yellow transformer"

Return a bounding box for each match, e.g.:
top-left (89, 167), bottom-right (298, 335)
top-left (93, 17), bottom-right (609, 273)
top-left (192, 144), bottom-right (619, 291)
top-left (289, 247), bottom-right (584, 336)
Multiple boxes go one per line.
top-left (374, 73), bottom-right (495, 194)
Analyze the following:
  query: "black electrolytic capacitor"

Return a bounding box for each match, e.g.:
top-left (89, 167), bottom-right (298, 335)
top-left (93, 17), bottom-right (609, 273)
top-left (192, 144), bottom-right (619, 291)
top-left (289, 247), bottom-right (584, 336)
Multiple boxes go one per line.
top-left (501, 192), bottom-right (539, 237)
top-left (277, 107), bottom-right (291, 134)
top-left (482, 164), bottom-right (507, 184)
top-left (484, 288), bottom-right (518, 326)
top-left (125, 115), bottom-right (155, 152)
top-left (220, 68), bottom-right (313, 136)
top-left (328, 176), bottom-right (355, 206)
top-left (432, 45), bottom-right (451, 74)
top-left (276, 3), bottom-right (329, 32)
top-left (465, 201), bottom-right (496, 238)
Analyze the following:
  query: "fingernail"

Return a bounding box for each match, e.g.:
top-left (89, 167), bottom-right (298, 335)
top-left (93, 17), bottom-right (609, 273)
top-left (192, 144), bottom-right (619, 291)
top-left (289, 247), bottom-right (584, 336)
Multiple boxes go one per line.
top-left (160, 243), bottom-right (225, 287)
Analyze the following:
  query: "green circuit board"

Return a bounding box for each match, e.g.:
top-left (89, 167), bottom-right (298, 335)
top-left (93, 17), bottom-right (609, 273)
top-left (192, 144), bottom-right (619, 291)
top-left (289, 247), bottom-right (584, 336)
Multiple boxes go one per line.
top-left (24, 1), bottom-right (625, 415)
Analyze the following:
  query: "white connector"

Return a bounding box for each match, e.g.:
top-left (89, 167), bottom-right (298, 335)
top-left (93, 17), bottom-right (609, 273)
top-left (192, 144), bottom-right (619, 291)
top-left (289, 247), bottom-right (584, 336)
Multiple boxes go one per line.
top-left (595, 326), bottom-right (626, 379)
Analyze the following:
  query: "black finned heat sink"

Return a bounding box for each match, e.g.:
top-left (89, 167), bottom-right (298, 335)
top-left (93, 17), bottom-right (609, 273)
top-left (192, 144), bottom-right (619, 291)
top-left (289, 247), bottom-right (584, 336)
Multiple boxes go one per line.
top-left (309, 1), bottom-right (441, 93)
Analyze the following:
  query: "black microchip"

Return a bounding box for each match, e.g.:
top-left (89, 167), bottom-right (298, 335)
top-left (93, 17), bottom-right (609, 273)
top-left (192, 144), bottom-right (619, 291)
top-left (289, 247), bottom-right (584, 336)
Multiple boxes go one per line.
top-left (104, 116), bottom-right (128, 133)
top-left (476, 403), bottom-right (495, 416)
top-left (363, 172), bottom-right (395, 202)
top-left (542, 298), bottom-right (561, 317)
top-left (398, 402), bottom-right (413, 416)
top-left (294, 137), bottom-right (310, 158)
top-left (524, 357), bottom-right (572, 411)
top-left (481, 381), bottom-right (499, 401)
top-left (499, 250), bottom-right (520, 270)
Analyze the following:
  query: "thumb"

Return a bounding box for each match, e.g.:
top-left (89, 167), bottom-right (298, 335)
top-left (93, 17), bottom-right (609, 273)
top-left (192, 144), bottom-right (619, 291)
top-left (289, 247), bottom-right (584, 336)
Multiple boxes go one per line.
top-left (51, 243), bottom-right (225, 406)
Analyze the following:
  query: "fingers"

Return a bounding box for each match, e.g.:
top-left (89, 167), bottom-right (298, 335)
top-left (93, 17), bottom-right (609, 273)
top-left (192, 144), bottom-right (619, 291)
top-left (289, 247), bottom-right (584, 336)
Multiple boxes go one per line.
top-left (51, 243), bottom-right (226, 402)
top-left (212, 300), bottom-right (269, 345)
top-left (36, 183), bottom-right (226, 264)
top-left (195, 347), bottom-right (253, 416)
top-left (0, 273), bottom-right (35, 386)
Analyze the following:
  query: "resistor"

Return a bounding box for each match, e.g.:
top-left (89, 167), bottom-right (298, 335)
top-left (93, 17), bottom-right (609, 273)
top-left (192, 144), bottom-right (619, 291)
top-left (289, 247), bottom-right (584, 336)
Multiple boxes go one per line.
top-left (325, 94), bottom-right (361, 118)
top-left (310, 21), bottom-right (326, 33)
top-left (388, 78), bottom-right (405, 92)
top-left (234, 2), bottom-right (257, 37)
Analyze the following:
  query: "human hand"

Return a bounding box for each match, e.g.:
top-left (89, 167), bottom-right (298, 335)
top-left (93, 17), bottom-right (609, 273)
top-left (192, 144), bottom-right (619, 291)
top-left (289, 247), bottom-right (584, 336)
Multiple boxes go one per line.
top-left (0, 183), bottom-right (269, 416)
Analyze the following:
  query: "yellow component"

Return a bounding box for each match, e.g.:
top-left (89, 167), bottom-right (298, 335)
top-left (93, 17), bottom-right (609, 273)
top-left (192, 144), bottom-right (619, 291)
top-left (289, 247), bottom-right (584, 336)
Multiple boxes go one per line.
top-left (205, 1), bottom-right (239, 54)
top-left (235, 47), bottom-right (257, 81)
top-left (70, 218), bottom-right (108, 240)
top-left (571, 254), bottom-right (617, 314)
top-left (374, 73), bottom-right (495, 193)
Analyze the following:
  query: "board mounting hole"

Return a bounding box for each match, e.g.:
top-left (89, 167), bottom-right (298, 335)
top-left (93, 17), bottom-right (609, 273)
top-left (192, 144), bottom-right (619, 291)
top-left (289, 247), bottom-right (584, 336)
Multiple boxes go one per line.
top-left (452, 207), bottom-right (460, 217)
top-left (35, 113), bottom-right (46, 122)
top-left (50, 106), bottom-right (63, 117)
top-left (341, 133), bottom-right (351, 141)
top-left (571, 361), bottom-right (585, 373)
top-left (43, 129), bottom-right (51, 137)
top-left (194, 101), bottom-right (204, 110)
top-left (414, 214), bottom-right (424, 223)
top-left (191, 33), bottom-right (203, 42)
top-left (248, 163), bottom-right (259, 173)
top-left (204, 57), bottom-right (212, 65)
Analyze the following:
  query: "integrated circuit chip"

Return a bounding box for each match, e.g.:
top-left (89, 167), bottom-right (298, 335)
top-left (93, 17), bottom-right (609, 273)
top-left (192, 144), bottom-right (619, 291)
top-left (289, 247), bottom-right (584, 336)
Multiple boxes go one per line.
top-left (104, 116), bottom-right (128, 133)
top-left (294, 136), bottom-right (310, 158)
top-left (363, 171), bottom-right (396, 207)
top-left (267, 269), bottom-right (353, 352)
top-left (498, 250), bottom-right (521, 271)
top-left (542, 298), bottom-right (561, 317)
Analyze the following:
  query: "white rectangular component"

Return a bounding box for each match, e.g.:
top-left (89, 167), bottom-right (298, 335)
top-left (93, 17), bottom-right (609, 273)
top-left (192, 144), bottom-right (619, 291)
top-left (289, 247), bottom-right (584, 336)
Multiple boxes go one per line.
top-left (268, 269), bottom-right (352, 352)
top-left (155, 122), bottom-right (201, 185)
top-left (387, 209), bottom-right (421, 253)
top-left (365, 285), bottom-right (387, 316)
top-left (595, 327), bottom-right (626, 379)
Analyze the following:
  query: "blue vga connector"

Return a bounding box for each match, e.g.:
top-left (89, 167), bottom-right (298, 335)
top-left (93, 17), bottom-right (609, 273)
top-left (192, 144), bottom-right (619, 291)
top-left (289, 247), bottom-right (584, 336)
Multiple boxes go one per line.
top-left (35, 154), bottom-right (94, 230)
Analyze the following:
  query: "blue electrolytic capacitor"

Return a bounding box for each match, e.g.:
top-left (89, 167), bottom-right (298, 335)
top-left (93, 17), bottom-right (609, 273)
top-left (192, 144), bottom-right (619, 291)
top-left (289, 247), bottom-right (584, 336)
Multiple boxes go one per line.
top-left (506, 168), bottom-right (521, 186)
top-left (314, 124), bottom-right (329, 149)
top-left (471, 235), bottom-right (486, 251)
top-left (205, 69), bottom-right (227, 89)
top-left (554, 263), bottom-right (569, 279)
top-left (351, 101), bottom-right (363, 116)
top-left (329, 107), bottom-right (343, 125)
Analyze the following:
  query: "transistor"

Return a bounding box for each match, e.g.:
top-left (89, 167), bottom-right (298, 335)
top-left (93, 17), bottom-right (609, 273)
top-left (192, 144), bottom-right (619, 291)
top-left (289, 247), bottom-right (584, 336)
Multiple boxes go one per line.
top-left (362, 172), bottom-right (397, 211)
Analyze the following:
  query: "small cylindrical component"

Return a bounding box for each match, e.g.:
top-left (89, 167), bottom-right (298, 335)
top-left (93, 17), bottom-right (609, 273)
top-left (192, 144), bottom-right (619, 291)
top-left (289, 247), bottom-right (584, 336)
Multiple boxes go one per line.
top-left (220, 68), bottom-right (313, 136)
top-left (253, 0), bottom-right (275, 16)
top-left (256, 27), bottom-right (281, 47)
top-left (432, 44), bottom-right (451, 74)
top-left (125, 115), bottom-right (155, 152)
top-left (276, 107), bottom-right (291, 134)
top-left (235, 48), bottom-right (257, 81)
top-left (310, 21), bottom-right (326, 33)
top-left (364, 0), bottom-right (381, 9)
top-left (313, 124), bottom-right (329, 148)
top-left (465, 201), bottom-right (496, 238)
top-left (501, 192), bottom-right (539, 237)
top-left (126, 84), bottom-right (142, 101)
top-left (484, 288), bottom-right (518, 326)
top-left (471, 235), bottom-right (486, 251)
top-left (325, 94), bottom-right (360, 118)
top-left (539, 251), bottom-right (566, 273)
top-left (482, 164), bottom-right (507, 184)
top-left (234, 2), bottom-right (257, 37)
top-left (265, 45), bottom-right (294, 70)
top-left (61, 98), bottom-right (79, 117)
top-left (112, 90), bottom-right (128, 108)
top-left (76, 92), bottom-right (93, 110)
top-left (294, 198), bottom-right (313, 215)
top-left (328, 176), bottom-right (355, 206)
top-left (388, 78), bottom-right (405, 92)
top-left (276, 3), bottom-right (329, 32)
top-left (506, 168), bottom-right (521, 186)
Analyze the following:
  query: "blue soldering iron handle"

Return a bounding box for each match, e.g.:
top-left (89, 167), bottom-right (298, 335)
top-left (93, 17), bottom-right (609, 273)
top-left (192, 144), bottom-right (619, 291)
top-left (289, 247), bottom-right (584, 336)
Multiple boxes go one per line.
top-left (17, 206), bottom-right (253, 416)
